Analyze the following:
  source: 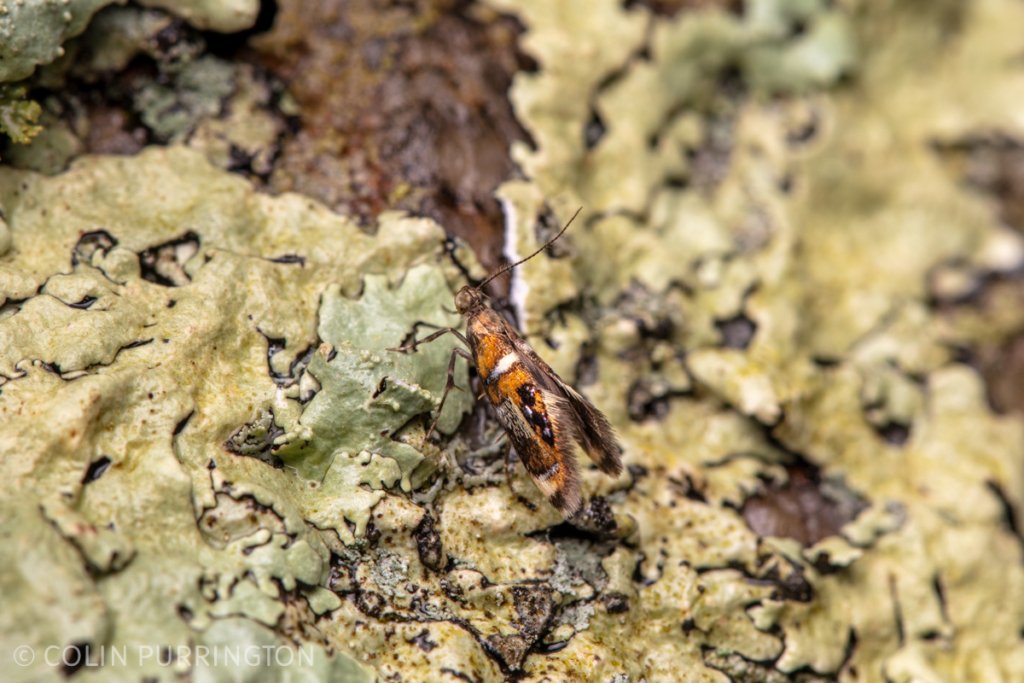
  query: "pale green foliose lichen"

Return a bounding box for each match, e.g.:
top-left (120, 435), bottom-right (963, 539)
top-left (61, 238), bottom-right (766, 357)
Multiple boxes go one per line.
top-left (7, 4), bottom-right (287, 175)
top-left (0, 146), bottom-right (470, 681)
top-left (0, 84), bottom-right (42, 146)
top-left (0, 0), bottom-right (117, 83)
top-left (3, 0), bottom-right (1024, 681)
top-left (0, 0), bottom-right (258, 85)
top-left (0, 0), bottom-right (261, 152)
top-left (134, 56), bottom-right (237, 143)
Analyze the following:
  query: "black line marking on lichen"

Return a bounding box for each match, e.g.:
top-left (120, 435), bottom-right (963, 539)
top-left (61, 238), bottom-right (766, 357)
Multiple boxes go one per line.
top-left (583, 107), bottom-right (606, 149)
top-left (67, 296), bottom-right (97, 310)
top-left (599, 591), bottom-right (629, 614)
top-left (786, 112), bottom-right (819, 146)
top-left (932, 573), bottom-right (949, 627)
top-left (632, 550), bottom-right (665, 587)
top-left (535, 638), bottom-right (570, 654)
top-left (82, 456), bottom-right (112, 484)
top-left (986, 480), bottom-right (1024, 552)
top-left (0, 296), bottom-right (27, 318)
top-left (625, 378), bottom-right (691, 423)
top-left (667, 473), bottom-right (706, 503)
top-left (439, 668), bottom-right (476, 683)
top-left (40, 360), bottom-right (63, 376)
top-left (173, 411), bottom-right (195, 436)
top-left (889, 573), bottom-right (905, 647)
top-left (268, 253), bottom-right (306, 265)
top-left (258, 330), bottom-right (291, 386)
top-left (123, 338), bottom-right (154, 350)
top-left (525, 498), bottom-right (620, 543)
top-left (60, 339), bottom-right (155, 379)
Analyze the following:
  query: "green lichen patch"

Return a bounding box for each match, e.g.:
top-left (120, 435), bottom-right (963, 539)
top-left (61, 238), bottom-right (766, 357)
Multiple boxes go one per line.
top-left (0, 0), bottom-right (259, 87)
top-left (0, 84), bottom-right (42, 147)
top-left (134, 55), bottom-right (236, 143)
top-left (0, 146), bottom-right (462, 681)
top-left (0, 0), bottom-right (116, 83)
top-left (1, 4), bottom-right (285, 177)
top-left (272, 264), bottom-right (469, 482)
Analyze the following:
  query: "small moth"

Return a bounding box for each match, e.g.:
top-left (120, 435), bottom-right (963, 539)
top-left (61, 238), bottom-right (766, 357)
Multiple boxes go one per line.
top-left (395, 209), bottom-right (623, 517)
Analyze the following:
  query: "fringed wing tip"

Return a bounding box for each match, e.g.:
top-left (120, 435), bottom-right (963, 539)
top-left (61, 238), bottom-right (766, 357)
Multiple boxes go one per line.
top-left (548, 480), bottom-right (583, 518)
top-left (566, 389), bottom-right (624, 477)
top-left (592, 446), bottom-right (624, 477)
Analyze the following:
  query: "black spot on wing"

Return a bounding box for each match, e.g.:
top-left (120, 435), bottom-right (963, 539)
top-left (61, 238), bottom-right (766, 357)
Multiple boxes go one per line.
top-left (516, 384), bottom-right (555, 446)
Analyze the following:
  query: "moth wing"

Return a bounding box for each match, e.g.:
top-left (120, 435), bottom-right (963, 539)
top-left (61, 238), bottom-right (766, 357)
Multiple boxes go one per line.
top-left (495, 389), bottom-right (583, 517)
top-left (511, 335), bottom-right (624, 477)
top-left (549, 380), bottom-right (623, 476)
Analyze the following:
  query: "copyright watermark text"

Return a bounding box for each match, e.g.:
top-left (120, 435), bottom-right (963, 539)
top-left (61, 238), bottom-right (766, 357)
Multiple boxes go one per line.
top-left (9, 644), bottom-right (316, 670)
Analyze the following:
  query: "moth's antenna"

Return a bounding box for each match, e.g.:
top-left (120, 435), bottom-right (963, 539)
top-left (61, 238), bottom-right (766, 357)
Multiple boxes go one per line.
top-left (478, 206), bottom-right (582, 290)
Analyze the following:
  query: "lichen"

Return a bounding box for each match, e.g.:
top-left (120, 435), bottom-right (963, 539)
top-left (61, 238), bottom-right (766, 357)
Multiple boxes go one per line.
top-left (0, 0), bottom-right (258, 87)
top-left (3, 0), bottom-right (1024, 681)
top-left (0, 84), bottom-right (42, 146)
top-left (0, 146), bottom-right (466, 681)
top-left (0, 0), bottom-right (116, 83)
top-left (136, 0), bottom-right (259, 33)
top-left (133, 56), bottom-right (237, 143)
top-left (483, 0), bottom-right (1024, 679)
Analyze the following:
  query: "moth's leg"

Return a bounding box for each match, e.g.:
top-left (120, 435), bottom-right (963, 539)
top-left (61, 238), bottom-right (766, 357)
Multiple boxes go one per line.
top-left (389, 322), bottom-right (470, 354)
top-left (426, 346), bottom-right (474, 439)
top-left (388, 326), bottom-right (456, 354)
top-left (503, 441), bottom-right (516, 482)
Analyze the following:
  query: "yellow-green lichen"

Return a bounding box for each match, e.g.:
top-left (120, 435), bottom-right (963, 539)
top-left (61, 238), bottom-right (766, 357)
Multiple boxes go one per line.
top-left (136, 0), bottom-right (259, 34)
top-left (3, 0), bottom-right (1024, 681)
top-left (0, 0), bottom-right (258, 86)
top-left (0, 0), bottom-right (116, 83)
top-left (472, 0), bottom-right (1024, 680)
top-left (0, 84), bottom-right (42, 147)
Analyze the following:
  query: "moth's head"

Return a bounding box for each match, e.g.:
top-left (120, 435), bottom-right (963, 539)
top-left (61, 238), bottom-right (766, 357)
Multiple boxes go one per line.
top-left (454, 285), bottom-right (485, 315)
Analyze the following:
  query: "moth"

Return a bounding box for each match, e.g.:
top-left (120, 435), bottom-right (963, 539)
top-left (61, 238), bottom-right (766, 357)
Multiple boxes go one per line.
top-left (395, 209), bottom-right (623, 517)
